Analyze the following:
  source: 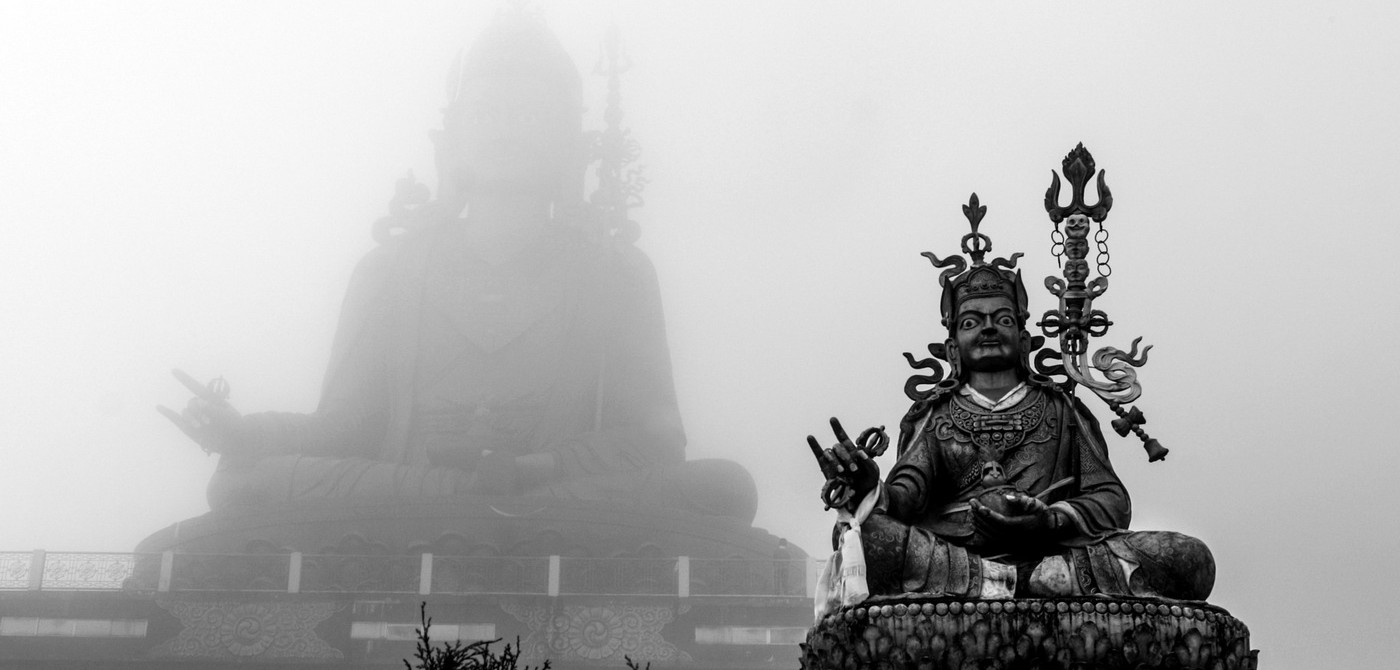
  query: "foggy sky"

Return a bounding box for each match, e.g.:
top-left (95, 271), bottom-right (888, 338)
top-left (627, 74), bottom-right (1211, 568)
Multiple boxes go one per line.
top-left (2, 2), bottom-right (1398, 668)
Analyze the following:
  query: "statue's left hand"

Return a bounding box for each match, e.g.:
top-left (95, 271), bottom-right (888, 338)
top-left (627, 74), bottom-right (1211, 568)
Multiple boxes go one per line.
top-left (969, 492), bottom-right (1058, 541)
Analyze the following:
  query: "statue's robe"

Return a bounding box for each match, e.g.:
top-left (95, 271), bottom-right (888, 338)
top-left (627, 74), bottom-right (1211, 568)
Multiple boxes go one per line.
top-left (859, 381), bottom-right (1213, 600)
top-left (209, 222), bottom-right (755, 521)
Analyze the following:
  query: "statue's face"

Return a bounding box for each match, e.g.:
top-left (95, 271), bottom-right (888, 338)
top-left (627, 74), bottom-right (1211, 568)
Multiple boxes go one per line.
top-left (439, 75), bottom-right (577, 196)
top-left (1064, 259), bottom-right (1090, 284)
top-left (953, 295), bottom-right (1024, 373)
top-left (1063, 236), bottom-right (1089, 260)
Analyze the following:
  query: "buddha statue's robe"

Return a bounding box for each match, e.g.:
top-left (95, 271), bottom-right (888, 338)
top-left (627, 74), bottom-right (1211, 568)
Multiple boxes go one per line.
top-left (207, 221), bottom-right (756, 522)
top-left (858, 381), bottom-right (1214, 600)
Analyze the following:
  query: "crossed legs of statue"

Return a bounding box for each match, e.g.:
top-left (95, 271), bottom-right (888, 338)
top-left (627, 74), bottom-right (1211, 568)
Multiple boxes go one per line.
top-left (207, 455), bottom-right (468, 507)
top-left (859, 514), bottom-right (1215, 601)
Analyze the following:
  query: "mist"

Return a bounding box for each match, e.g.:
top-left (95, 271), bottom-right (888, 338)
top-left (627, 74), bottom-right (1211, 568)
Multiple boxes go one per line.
top-left (2, 2), bottom-right (1398, 668)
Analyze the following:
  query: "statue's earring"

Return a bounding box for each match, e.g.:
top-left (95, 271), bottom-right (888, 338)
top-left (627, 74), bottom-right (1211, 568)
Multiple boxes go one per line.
top-left (945, 339), bottom-right (962, 379)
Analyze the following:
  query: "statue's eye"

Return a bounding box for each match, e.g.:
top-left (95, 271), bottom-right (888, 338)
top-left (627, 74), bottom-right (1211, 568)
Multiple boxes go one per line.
top-left (997, 315), bottom-right (1016, 328)
top-left (960, 318), bottom-right (979, 330)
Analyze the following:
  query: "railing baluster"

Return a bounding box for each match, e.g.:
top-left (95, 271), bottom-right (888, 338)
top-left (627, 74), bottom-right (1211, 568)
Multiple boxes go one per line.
top-left (419, 553), bottom-right (433, 595)
top-left (158, 551), bottom-right (174, 592)
top-left (287, 552), bottom-right (302, 594)
top-left (677, 556), bottom-right (690, 598)
top-left (547, 556), bottom-right (560, 597)
top-left (28, 550), bottom-right (45, 591)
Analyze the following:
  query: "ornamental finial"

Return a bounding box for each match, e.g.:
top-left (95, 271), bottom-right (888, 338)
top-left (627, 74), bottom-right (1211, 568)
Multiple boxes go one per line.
top-left (1045, 143), bottom-right (1113, 223)
top-left (587, 24), bottom-right (647, 244)
top-left (960, 193), bottom-right (990, 266)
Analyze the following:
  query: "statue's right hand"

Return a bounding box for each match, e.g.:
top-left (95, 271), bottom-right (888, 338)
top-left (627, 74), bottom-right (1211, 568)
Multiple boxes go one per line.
top-left (157, 370), bottom-right (248, 455)
top-left (807, 417), bottom-right (881, 507)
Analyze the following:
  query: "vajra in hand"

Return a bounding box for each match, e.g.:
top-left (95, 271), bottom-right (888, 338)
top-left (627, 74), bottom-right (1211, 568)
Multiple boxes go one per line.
top-left (156, 369), bottom-right (246, 455)
top-left (807, 417), bottom-right (889, 511)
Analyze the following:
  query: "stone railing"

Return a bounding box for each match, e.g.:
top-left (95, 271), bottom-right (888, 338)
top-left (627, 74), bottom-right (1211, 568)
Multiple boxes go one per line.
top-left (0, 550), bottom-right (820, 598)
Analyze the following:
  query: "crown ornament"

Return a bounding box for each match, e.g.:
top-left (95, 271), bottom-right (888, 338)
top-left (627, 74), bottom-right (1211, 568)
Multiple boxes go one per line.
top-left (902, 194), bottom-right (1041, 404)
top-left (923, 193), bottom-right (1029, 329)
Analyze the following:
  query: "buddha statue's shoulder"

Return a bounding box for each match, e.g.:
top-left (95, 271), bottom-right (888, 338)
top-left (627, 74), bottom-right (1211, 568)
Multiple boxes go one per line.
top-left (1023, 377), bottom-right (1094, 415)
top-left (354, 222), bottom-right (442, 274)
top-left (895, 380), bottom-right (961, 456)
top-left (905, 379), bottom-right (963, 416)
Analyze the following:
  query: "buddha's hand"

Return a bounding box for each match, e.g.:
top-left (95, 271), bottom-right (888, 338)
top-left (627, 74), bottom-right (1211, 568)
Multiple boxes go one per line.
top-left (157, 369), bottom-right (249, 456)
top-left (806, 417), bottom-right (881, 511)
top-left (969, 492), bottom-right (1067, 542)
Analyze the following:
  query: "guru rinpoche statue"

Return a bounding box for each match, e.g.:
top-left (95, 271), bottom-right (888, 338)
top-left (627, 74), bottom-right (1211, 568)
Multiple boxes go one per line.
top-left (809, 146), bottom-right (1213, 601)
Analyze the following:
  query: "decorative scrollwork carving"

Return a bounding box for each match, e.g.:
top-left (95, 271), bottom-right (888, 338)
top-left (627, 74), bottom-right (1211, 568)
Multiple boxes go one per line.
top-left (1033, 349), bottom-right (1067, 381)
top-left (502, 600), bottom-right (687, 664)
top-left (920, 252), bottom-right (967, 288)
top-left (903, 343), bottom-right (951, 402)
top-left (151, 601), bottom-right (342, 660)
top-left (988, 252), bottom-right (1023, 273)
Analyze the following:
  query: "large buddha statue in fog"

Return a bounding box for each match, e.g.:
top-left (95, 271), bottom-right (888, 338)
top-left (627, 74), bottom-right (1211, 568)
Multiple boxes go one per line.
top-left (162, 14), bottom-right (756, 523)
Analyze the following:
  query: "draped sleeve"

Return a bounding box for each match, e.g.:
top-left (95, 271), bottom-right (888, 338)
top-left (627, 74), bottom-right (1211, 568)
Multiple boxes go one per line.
top-left (879, 406), bottom-right (939, 523)
top-left (1048, 394), bottom-right (1132, 543)
top-left (235, 245), bottom-right (399, 459)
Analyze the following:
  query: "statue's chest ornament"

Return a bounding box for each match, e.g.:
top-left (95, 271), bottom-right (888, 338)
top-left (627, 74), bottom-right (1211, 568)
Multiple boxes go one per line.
top-left (948, 393), bottom-right (1048, 458)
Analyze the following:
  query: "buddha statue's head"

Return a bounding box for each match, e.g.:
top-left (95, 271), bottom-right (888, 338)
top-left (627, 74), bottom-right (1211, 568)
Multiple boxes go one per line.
top-left (432, 12), bottom-right (585, 209)
top-left (942, 265), bottom-right (1034, 381)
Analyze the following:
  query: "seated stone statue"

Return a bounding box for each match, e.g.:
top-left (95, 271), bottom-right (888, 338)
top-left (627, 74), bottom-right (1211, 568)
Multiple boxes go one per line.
top-left (810, 213), bottom-right (1214, 600)
top-left (159, 14), bottom-right (756, 524)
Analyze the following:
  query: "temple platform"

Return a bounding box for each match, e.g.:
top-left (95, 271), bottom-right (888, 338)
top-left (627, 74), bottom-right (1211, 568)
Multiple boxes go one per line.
top-left (1, 496), bottom-right (820, 668)
top-left (0, 548), bottom-right (816, 670)
top-left (134, 495), bottom-right (789, 560)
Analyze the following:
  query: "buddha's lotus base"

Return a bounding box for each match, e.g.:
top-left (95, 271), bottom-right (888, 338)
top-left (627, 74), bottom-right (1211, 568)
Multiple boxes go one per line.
top-left (800, 595), bottom-right (1257, 670)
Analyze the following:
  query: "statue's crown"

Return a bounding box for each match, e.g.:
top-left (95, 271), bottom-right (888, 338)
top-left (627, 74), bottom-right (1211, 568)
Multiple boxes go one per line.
top-left (444, 8), bottom-right (582, 115)
top-left (923, 194), bottom-right (1029, 329)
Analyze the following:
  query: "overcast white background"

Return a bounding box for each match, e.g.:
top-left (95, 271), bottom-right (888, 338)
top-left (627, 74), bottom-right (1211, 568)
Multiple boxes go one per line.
top-left (2, 2), bottom-right (1397, 668)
